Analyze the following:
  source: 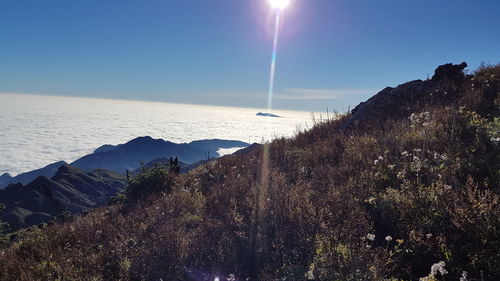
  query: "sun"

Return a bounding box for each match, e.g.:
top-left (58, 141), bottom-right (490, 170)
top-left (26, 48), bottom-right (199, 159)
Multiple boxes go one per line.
top-left (269, 0), bottom-right (290, 9)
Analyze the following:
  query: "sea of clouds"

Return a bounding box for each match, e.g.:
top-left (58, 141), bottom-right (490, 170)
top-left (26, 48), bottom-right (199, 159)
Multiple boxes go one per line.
top-left (0, 94), bottom-right (318, 176)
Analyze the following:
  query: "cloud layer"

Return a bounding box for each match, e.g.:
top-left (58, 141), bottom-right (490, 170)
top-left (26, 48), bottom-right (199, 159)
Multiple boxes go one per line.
top-left (0, 94), bottom-right (316, 176)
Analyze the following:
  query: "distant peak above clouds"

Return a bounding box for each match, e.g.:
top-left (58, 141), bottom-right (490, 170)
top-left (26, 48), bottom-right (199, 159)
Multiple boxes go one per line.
top-left (1, 137), bottom-right (249, 189)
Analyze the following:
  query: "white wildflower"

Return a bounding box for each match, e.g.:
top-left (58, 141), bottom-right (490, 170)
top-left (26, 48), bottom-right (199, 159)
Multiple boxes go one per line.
top-left (305, 270), bottom-right (315, 280)
top-left (426, 233), bottom-right (433, 239)
top-left (430, 261), bottom-right (448, 276)
top-left (366, 233), bottom-right (375, 241)
top-left (374, 160), bottom-right (379, 165)
top-left (227, 274), bottom-right (236, 281)
top-left (401, 151), bottom-right (409, 157)
top-left (421, 112), bottom-right (430, 121)
top-left (414, 148), bottom-right (422, 153)
top-left (491, 137), bottom-right (500, 143)
top-left (409, 113), bottom-right (419, 124)
top-left (387, 164), bottom-right (395, 170)
top-left (459, 271), bottom-right (468, 281)
top-left (378, 156), bottom-right (384, 160)
top-left (409, 112), bottom-right (431, 127)
top-left (385, 236), bottom-right (393, 242)
top-left (444, 185), bottom-right (452, 190)
top-left (409, 113), bottom-right (417, 120)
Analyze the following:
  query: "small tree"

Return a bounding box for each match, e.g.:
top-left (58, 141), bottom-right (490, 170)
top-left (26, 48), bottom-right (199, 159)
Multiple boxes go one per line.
top-left (169, 157), bottom-right (181, 175)
top-left (125, 163), bottom-right (176, 202)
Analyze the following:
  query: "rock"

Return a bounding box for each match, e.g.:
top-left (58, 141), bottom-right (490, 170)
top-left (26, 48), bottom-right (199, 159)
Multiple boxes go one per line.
top-left (432, 62), bottom-right (467, 82)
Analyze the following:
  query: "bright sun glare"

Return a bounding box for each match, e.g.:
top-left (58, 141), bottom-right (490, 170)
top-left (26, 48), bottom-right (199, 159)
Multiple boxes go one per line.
top-left (269, 0), bottom-right (290, 9)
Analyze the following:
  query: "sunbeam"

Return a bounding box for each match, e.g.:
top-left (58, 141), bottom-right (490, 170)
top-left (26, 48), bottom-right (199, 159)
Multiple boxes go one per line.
top-left (267, 10), bottom-right (282, 111)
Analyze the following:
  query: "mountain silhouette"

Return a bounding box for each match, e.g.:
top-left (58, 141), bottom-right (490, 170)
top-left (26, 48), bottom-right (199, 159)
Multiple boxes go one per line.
top-left (71, 137), bottom-right (248, 174)
top-left (0, 164), bottom-right (126, 231)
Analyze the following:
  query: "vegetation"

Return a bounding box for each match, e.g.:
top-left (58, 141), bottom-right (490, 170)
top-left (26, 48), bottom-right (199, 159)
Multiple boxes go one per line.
top-left (125, 163), bottom-right (177, 202)
top-left (0, 203), bottom-right (8, 235)
top-left (0, 64), bottom-right (498, 281)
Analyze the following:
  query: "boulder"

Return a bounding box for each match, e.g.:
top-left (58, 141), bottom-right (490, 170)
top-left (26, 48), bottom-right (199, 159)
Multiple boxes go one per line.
top-left (432, 62), bottom-right (467, 82)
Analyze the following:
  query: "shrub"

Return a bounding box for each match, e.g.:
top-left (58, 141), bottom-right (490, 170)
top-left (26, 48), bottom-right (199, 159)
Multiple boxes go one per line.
top-left (125, 163), bottom-right (177, 202)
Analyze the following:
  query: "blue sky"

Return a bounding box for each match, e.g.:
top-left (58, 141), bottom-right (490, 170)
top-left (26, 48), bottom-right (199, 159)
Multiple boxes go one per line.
top-left (1, 0), bottom-right (499, 111)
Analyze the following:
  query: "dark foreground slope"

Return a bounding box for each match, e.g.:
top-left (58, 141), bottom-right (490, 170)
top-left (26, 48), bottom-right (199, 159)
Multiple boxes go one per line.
top-left (0, 63), bottom-right (498, 281)
top-left (0, 165), bottom-right (126, 230)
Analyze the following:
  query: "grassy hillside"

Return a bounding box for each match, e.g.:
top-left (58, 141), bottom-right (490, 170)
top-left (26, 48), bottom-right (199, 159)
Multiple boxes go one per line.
top-left (0, 64), bottom-right (498, 281)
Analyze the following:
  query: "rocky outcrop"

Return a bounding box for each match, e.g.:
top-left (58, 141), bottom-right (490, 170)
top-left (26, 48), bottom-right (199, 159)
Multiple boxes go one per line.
top-left (432, 62), bottom-right (467, 82)
top-left (341, 62), bottom-right (469, 130)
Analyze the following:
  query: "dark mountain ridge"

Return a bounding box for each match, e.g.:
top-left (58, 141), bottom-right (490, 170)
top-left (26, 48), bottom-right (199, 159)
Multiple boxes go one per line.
top-left (0, 161), bottom-right (67, 189)
top-left (0, 164), bottom-right (126, 231)
top-left (1, 138), bottom-right (249, 189)
top-left (70, 137), bottom-right (248, 174)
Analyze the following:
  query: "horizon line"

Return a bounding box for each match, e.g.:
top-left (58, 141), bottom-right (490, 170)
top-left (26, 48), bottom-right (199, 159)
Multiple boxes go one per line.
top-left (0, 92), bottom-right (331, 114)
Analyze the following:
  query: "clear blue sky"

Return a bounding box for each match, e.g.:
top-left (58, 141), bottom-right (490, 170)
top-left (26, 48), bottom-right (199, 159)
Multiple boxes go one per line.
top-left (1, 0), bottom-right (499, 111)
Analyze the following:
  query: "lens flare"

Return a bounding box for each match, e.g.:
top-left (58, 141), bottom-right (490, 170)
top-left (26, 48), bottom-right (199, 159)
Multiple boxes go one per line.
top-left (267, 10), bottom-right (281, 110)
top-left (269, 0), bottom-right (290, 9)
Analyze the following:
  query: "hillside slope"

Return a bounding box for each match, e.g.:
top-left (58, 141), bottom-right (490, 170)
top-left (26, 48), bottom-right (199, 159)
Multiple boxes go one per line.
top-left (0, 161), bottom-right (67, 188)
top-left (0, 63), bottom-right (498, 281)
top-left (0, 165), bottom-right (126, 230)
